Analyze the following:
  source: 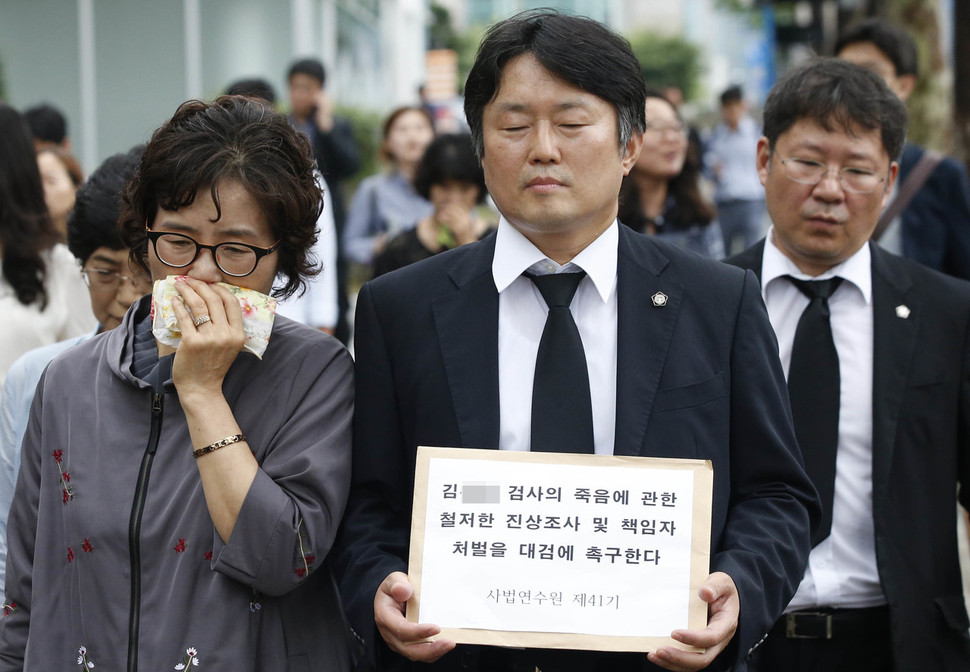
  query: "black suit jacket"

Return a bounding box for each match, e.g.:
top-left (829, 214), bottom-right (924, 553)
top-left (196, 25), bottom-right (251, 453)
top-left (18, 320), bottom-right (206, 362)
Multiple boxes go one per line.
top-left (727, 240), bottom-right (970, 670)
top-left (898, 143), bottom-right (970, 282)
top-left (334, 226), bottom-right (819, 672)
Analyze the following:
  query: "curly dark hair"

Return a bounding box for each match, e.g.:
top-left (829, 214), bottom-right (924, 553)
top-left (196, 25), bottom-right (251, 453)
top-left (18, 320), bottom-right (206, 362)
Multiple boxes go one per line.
top-left (413, 134), bottom-right (487, 203)
top-left (0, 103), bottom-right (59, 308)
top-left (119, 96), bottom-right (323, 299)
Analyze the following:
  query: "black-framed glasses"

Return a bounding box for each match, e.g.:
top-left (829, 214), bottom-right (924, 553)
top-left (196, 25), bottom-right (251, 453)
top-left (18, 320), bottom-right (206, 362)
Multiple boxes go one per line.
top-left (145, 229), bottom-right (279, 277)
top-left (80, 267), bottom-right (154, 293)
top-left (779, 156), bottom-right (887, 194)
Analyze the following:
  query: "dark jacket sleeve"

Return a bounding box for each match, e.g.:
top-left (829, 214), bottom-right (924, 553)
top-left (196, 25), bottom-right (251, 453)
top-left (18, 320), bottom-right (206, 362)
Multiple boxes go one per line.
top-left (712, 269), bottom-right (820, 666)
top-left (330, 282), bottom-right (412, 670)
top-left (314, 116), bottom-right (361, 183)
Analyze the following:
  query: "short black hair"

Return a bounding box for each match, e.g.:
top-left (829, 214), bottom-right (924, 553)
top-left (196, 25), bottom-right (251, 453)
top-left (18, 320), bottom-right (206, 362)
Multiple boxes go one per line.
top-left (24, 103), bottom-right (68, 144)
top-left (762, 58), bottom-right (908, 162)
top-left (67, 145), bottom-right (144, 264)
top-left (720, 85), bottom-right (743, 106)
top-left (835, 18), bottom-right (918, 77)
top-left (119, 96), bottom-right (323, 300)
top-left (225, 78), bottom-right (277, 105)
top-left (287, 58), bottom-right (326, 87)
top-left (463, 9), bottom-right (646, 157)
top-left (413, 134), bottom-right (487, 204)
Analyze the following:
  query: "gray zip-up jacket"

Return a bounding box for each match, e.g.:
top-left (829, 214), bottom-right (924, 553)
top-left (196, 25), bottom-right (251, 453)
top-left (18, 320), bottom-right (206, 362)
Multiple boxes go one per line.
top-left (0, 296), bottom-right (357, 671)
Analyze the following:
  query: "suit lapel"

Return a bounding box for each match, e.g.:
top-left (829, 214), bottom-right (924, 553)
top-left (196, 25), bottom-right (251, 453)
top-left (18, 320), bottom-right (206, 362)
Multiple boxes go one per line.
top-left (614, 227), bottom-right (684, 456)
top-left (869, 243), bottom-right (918, 489)
top-left (432, 237), bottom-right (501, 449)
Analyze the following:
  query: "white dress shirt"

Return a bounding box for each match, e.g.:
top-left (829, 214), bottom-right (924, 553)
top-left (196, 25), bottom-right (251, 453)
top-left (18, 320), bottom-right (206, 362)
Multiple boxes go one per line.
top-left (761, 229), bottom-right (886, 610)
top-left (492, 217), bottom-right (618, 455)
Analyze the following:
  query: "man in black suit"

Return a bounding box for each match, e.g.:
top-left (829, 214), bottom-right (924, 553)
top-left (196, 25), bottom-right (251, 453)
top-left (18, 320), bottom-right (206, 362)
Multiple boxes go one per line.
top-left (333, 10), bottom-right (818, 672)
top-left (726, 58), bottom-right (970, 671)
top-left (835, 18), bottom-right (970, 281)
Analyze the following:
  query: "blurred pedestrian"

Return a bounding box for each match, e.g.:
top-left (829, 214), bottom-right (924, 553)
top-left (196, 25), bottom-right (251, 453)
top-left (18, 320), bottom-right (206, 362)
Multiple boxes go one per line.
top-left (0, 103), bottom-right (94, 389)
top-left (23, 103), bottom-right (70, 152)
top-left (287, 57), bottom-right (361, 343)
top-left (620, 91), bottom-right (723, 258)
top-left (343, 106), bottom-right (435, 266)
top-left (705, 85), bottom-right (767, 255)
top-left (836, 18), bottom-right (970, 281)
top-left (373, 133), bottom-right (491, 277)
top-left (36, 147), bottom-right (83, 242)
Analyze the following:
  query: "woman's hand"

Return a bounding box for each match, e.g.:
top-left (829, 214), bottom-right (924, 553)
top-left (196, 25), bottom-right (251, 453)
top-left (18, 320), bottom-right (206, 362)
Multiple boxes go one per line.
top-left (434, 203), bottom-right (478, 247)
top-left (170, 276), bottom-right (246, 400)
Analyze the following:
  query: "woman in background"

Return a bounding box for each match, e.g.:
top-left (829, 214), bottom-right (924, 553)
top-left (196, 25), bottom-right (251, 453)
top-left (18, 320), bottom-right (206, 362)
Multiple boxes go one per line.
top-left (36, 147), bottom-right (83, 241)
top-left (0, 103), bottom-right (94, 388)
top-left (342, 106), bottom-right (435, 267)
top-left (373, 133), bottom-right (491, 277)
top-left (619, 91), bottom-right (723, 259)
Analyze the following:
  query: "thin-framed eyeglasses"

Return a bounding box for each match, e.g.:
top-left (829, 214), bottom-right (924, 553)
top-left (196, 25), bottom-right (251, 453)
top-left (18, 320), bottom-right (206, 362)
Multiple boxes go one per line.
top-left (81, 267), bottom-right (153, 293)
top-left (145, 228), bottom-right (279, 277)
top-left (644, 122), bottom-right (688, 139)
top-left (779, 156), bottom-right (887, 194)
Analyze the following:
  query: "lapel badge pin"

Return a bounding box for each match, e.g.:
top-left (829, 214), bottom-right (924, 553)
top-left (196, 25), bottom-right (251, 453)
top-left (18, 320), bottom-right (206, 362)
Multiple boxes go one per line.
top-left (651, 292), bottom-right (668, 308)
top-left (895, 305), bottom-right (910, 319)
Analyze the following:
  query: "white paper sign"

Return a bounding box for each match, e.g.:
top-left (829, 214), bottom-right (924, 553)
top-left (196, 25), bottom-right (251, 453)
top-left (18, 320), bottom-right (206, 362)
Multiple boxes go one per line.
top-left (407, 447), bottom-right (713, 652)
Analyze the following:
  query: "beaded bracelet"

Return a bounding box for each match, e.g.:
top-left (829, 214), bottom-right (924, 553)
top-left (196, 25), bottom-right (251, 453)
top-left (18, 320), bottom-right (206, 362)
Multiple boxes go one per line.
top-left (193, 434), bottom-right (247, 459)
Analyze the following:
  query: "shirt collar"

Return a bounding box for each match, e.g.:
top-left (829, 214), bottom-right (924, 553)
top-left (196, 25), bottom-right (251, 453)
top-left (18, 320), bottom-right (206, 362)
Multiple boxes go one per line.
top-left (491, 216), bottom-right (618, 303)
top-left (762, 226), bottom-right (872, 304)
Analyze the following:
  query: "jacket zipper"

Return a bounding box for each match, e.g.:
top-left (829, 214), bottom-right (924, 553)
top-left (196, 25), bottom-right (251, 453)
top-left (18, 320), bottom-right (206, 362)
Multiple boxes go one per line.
top-left (127, 392), bottom-right (163, 672)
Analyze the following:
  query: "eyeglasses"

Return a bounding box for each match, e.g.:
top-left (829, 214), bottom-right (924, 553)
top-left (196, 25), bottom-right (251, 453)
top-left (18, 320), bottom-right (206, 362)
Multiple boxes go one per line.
top-left (81, 268), bottom-right (153, 293)
top-left (779, 156), bottom-right (887, 194)
top-left (644, 122), bottom-right (687, 139)
top-left (145, 229), bottom-right (279, 277)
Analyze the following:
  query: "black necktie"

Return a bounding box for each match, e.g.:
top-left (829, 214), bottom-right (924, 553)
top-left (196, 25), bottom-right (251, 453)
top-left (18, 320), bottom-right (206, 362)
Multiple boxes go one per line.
top-left (525, 271), bottom-right (594, 454)
top-left (786, 275), bottom-right (843, 546)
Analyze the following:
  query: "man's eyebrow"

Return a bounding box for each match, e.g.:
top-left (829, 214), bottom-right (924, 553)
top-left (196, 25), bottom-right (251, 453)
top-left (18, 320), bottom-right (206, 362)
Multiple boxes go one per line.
top-left (492, 101), bottom-right (592, 114)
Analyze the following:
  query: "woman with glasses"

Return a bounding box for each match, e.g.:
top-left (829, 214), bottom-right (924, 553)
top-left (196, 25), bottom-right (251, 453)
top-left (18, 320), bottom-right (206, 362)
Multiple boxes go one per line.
top-left (0, 103), bottom-right (95, 390)
top-left (0, 97), bottom-right (357, 672)
top-left (618, 91), bottom-right (724, 259)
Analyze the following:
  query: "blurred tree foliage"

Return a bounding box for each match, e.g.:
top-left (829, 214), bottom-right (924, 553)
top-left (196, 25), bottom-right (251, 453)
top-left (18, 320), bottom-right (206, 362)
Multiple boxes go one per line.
top-left (627, 32), bottom-right (703, 102)
top-left (335, 105), bottom-right (384, 192)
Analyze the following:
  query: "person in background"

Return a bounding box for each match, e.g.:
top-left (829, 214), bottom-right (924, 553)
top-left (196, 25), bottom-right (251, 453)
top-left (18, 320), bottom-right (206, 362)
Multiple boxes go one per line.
top-left (287, 57), bottom-right (361, 343)
top-left (373, 133), bottom-right (491, 278)
top-left (36, 147), bottom-right (83, 242)
top-left (0, 96), bottom-right (357, 671)
top-left (0, 145), bottom-right (151, 599)
top-left (726, 58), bottom-right (970, 672)
top-left (23, 103), bottom-right (70, 152)
top-left (835, 18), bottom-right (970, 281)
top-left (705, 85), bottom-right (767, 256)
top-left (342, 106), bottom-right (435, 267)
top-left (0, 103), bottom-right (95, 389)
top-left (226, 78), bottom-right (340, 334)
top-left (619, 91), bottom-right (724, 258)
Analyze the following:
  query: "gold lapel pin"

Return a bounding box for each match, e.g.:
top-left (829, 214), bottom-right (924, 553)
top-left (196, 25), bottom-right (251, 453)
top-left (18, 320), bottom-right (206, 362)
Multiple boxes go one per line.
top-left (895, 305), bottom-right (910, 319)
top-left (651, 292), bottom-right (668, 307)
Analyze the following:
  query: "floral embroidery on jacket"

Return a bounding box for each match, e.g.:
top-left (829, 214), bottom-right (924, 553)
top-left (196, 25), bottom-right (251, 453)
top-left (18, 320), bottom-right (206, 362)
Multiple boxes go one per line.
top-left (82, 538), bottom-right (94, 553)
top-left (174, 538), bottom-right (186, 553)
top-left (174, 646), bottom-right (199, 669)
top-left (1, 600), bottom-right (16, 616)
top-left (67, 547), bottom-right (74, 563)
top-left (77, 645), bottom-right (95, 669)
top-left (52, 449), bottom-right (74, 504)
